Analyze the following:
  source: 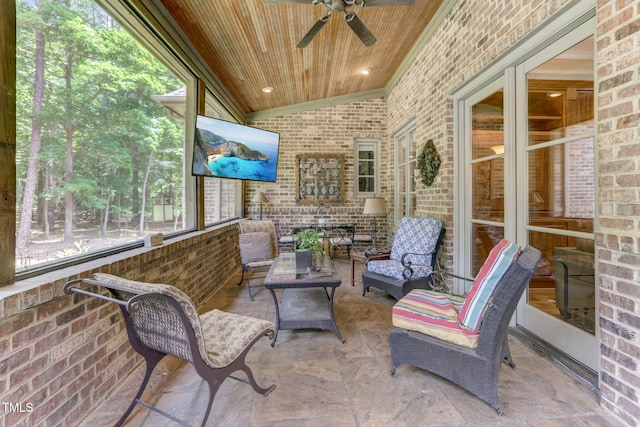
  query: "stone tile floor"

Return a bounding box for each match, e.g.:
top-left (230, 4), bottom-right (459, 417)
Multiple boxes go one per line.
top-left (81, 259), bottom-right (621, 426)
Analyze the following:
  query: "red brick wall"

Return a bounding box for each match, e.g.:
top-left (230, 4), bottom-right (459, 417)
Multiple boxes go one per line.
top-left (0, 224), bottom-right (240, 426)
top-left (596, 0), bottom-right (640, 424)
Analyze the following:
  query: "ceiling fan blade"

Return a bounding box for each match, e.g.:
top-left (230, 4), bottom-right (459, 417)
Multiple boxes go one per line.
top-left (358, 0), bottom-right (415, 6)
top-left (297, 14), bottom-right (331, 48)
top-left (263, 0), bottom-right (315, 4)
top-left (344, 12), bottom-right (376, 46)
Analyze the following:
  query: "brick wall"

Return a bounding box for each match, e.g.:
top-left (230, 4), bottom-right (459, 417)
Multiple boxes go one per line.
top-left (4, 0), bottom-right (640, 425)
top-left (383, 0), bottom-right (576, 280)
top-left (0, 224), bottom-right (240, 426)
top-left (247, 98), bottom-right (390, 249)
top-left (596, 0), bottom-right (640, 424)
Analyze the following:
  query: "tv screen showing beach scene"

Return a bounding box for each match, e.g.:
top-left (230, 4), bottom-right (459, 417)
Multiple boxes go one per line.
top-left (192, 115), bottom-right (280, 182)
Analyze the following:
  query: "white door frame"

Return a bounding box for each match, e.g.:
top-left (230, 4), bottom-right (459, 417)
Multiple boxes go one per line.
top-left (452, 3), bottom-right (598, 369)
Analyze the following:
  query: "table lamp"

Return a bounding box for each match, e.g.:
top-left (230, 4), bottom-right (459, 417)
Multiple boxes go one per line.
top-left (252, 191), bottom-right (268, 220)
top-left (363, 197), bottom-right (386, 254)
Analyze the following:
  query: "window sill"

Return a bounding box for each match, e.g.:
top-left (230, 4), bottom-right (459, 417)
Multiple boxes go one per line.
top-left (1, 221), bottom-right (240, 320)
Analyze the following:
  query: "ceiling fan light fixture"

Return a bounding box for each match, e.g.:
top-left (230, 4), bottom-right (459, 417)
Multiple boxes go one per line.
top-left (262, 87), bottom-right (274, 93)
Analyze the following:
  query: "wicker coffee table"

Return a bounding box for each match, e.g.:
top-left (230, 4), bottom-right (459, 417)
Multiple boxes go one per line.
top-left (264, 253), bottom-right (344, 345)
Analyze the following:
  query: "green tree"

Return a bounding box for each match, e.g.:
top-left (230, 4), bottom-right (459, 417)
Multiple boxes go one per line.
top-left (15, 0), bottom-right (183, 262)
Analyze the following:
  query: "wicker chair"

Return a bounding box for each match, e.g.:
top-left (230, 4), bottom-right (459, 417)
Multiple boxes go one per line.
top-left (237, 219), bottom-right (279, 300)
top-left (388, 245), bottom-right (541, 415)
top-left (362, 216), bottom-right (444, 299)
top-left (64, 273), bottom-right (276, 427)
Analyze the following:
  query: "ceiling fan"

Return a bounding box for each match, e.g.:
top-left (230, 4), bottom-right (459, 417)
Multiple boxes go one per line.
top-left (264, 0), bottom-right (416, 48)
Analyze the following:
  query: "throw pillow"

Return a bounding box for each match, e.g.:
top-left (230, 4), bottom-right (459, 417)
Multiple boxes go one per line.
top-left (239, 232), bottom-right (273, 264)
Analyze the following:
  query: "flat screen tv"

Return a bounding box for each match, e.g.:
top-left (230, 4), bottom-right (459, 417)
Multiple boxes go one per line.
top-left (192, 115), bottom-right (280, 182)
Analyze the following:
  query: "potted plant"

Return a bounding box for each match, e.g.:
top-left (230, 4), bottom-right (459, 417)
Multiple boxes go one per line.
top-left (291, 228), bottom-right (324, 270)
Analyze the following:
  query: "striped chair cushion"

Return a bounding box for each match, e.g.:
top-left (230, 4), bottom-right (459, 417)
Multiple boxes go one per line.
top-left (457, 239), bottom-right (520, 331)
top-left (392, 289), bottom-right (479, 348)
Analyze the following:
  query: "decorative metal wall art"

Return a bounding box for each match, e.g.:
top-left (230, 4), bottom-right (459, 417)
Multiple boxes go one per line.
top-left (296, 153), bottom-right (344, 204)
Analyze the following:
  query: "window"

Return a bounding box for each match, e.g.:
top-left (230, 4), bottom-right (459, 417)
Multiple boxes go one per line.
top-left (394, 122), bottom-right (417, 223)
top-left (201, 90), bottom-right (243, 225)
top-left (13, 0), bottom-right (244, 276)
top-left (354, 138), bottom-right (380, 197)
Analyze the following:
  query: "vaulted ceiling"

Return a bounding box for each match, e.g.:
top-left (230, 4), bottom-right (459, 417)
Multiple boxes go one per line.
top-left (159, 0), bottom-right (445, 116)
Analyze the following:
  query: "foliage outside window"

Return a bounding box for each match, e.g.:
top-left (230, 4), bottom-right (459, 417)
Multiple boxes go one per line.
top-left (355, 138), bottom-right (379, 197)
top-left (15, 0), bottom-right (187, 273)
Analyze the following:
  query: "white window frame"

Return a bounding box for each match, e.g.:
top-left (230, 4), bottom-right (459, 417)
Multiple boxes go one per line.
top-left (354, 138), bottom-right (380, 197)
top-left (394, 120), bottom-right (417, 224)
top-left (452, 2), bottom-right (597, 369)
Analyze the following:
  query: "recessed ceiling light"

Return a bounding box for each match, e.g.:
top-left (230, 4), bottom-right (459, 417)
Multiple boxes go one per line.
top-left (262, 87), bottom-right (273, 93)
top-left (361, 68), bottom-right (371, 75)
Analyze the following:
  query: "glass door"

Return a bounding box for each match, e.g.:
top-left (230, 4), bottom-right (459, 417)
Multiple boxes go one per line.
top-left (516, 33), bottom-right (597, 369)
top-left (469, 85), bottom-right (508, 278)
top-left (458, 21), bottom-right (597, 370)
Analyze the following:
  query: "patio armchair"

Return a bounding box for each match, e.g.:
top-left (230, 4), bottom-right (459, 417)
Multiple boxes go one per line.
top-left (388, 241), bottom-right (541, 414)
top-left (238, 219), bottom-right (279, 300)
top-left (64, 273), bottom-right (276, 427)
top-left (362, 216), bottom-right (444, 300)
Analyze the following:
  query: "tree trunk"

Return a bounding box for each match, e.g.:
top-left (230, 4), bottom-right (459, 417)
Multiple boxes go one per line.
top-left (131, 144), bottom-right (140, 228)
top-left (102, 187), bottom-right (111, 236)
top-left (139, 151), bottom-right (153, 235)
top-left (64, 51), bottom-right (74, 242)
top-left (43, 160), bottom-right (53, 237)
top-left (16, 0), bottom-right (45, 250)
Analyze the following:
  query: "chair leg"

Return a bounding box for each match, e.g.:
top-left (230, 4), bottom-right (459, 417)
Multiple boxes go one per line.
top-left (199, 379), bottom-right (222, 427)
top-left (247, 275), bottom-right (255, 302)
top-left (115, 352), bottom-right (165, 427)
top-left (237, 267), bottom-right (246, 287)
top-left (240, 363), bottom-right (276, 395)
top-left (503, 336), bottom-right (516, 368)
top-left (197, 352), bottom-right (275, 426)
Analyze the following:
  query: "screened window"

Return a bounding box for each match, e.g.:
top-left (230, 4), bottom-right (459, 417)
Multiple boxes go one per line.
top-left (14, 0), bottom-right (192, 273)
top-left (200, 90), bottom-right (243, 225)
top-left (355, 138), bottom-right (380, 197)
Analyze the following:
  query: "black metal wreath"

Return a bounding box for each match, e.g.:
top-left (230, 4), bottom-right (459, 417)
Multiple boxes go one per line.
top-left (416, 139), bottom-right (441, 186)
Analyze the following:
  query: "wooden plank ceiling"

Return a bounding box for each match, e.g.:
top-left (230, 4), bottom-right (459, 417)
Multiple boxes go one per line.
top-left (160, 0), bottom-right (444, 114)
